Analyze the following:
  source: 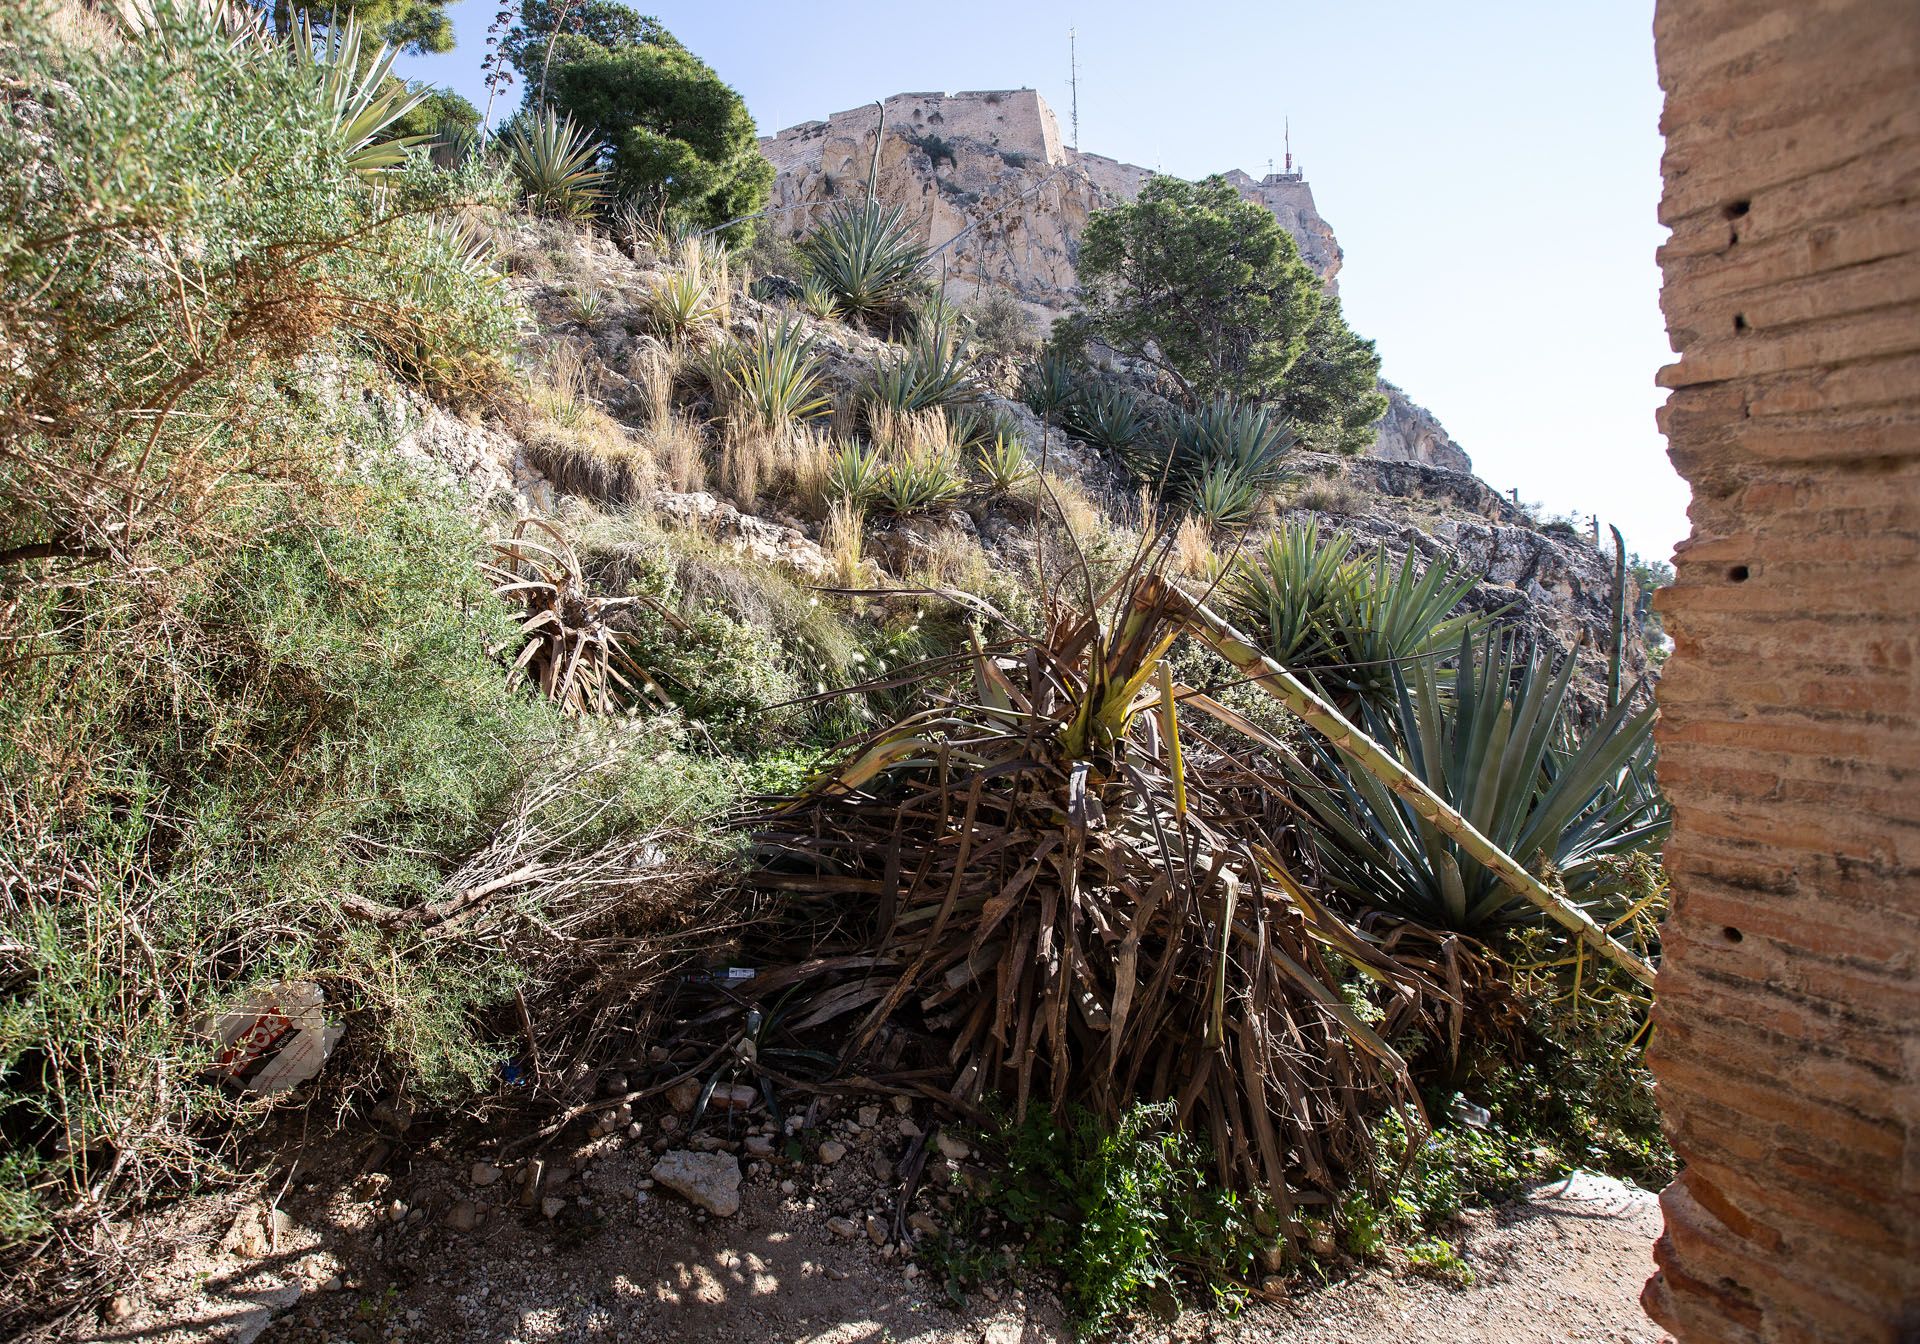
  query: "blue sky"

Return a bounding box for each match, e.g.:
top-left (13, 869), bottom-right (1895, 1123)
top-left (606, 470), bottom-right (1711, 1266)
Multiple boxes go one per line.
top-left (398, 1), bottom-right (1690, 562)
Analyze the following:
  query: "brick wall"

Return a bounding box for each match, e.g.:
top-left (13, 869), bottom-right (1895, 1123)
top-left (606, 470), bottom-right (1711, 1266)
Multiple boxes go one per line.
top-left (1644, 3), bottom-right (1920, 1341)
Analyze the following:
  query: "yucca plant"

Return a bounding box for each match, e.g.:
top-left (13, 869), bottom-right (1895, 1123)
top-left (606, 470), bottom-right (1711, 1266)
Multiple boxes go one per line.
top-left (504, 107), bottom-right (609, 219)
top-left (1286, 629), bottom-right (1669, 936)
top-left (750, 542), bottom-right (1427, 1230)
top-left (798, 273), bottom-right (841, 321)
top-left (947, 405), bottom-right (1018, 452)
top-left (290, 14), bottom-right (427, 178)
top-left (725, 316), bottom-right (832, 430)
top-left (863, 327), bottom-right (975, 417)
top-left (873, 451), bottom-right (965, 516)
top-left (972, 434), bottom-right (1037, 496)
top-left (1223, 523), bottom-right (1489, 712)
top-left (1169, 396), bottom-right (1296, 489)
top-left (483, 518), bottom-right (674, 716)
top-left (1183, 459), bottom-right (1264, 532)
top-left (1066, 381), bottom-right (1154, 464)
top-left (646, 244), bottom-right (729, 345)
top-left (824, 439), bottom-right (883, 509)
top-left (799, 200), bottom-right (931, 326)
top-left (1020, 352), bottom-right (1081, 418)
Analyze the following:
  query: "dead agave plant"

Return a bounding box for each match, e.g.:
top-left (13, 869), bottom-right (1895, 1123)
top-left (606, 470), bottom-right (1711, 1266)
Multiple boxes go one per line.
top-left (484, 518), bottom-right (675, 715)
top-left (751, 537), bottom-right (1427, 1238)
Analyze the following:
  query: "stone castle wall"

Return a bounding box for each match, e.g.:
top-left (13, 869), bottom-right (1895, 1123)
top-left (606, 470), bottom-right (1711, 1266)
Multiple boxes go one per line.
top-left (1642, 2), bottom-right (1920, 1340)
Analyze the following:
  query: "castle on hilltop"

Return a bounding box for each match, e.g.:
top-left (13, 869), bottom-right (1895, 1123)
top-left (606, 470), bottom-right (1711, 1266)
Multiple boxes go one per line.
top-left (758, 89), bottom-right (1344, 306)
top-left (759, 89), bottom-right (1464, 472)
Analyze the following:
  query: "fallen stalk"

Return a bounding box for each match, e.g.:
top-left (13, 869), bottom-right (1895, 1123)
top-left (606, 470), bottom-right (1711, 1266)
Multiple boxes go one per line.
top-left (1152, 578), bottom-right (1656, 987)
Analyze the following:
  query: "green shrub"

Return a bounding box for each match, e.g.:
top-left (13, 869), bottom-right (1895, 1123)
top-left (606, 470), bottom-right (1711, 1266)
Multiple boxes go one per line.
top-left (943, 1103), bottom-right (1265, 1329)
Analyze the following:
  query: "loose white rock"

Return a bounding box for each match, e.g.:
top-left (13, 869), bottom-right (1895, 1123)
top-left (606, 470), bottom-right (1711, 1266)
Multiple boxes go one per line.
top-left (651, 1149), bottom-right (743, 1217)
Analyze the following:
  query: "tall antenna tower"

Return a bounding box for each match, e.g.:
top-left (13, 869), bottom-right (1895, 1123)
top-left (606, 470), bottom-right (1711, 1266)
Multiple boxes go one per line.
top-left (1069, 28), bottom-right (1079, 150)
top-left (1284, 117), bottom-right (1292, 174)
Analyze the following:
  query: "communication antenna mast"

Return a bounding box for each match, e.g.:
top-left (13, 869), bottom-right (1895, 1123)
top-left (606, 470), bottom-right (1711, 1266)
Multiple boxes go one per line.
top-left (1069, 27), bottom-right (1079, 150)
top-left (1284, 117), bottom-right (1292, 174)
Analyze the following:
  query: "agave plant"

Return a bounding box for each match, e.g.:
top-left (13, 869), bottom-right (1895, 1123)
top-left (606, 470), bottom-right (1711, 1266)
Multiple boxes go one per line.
top-left (750, 543), bottom-right (1451, 1227)
top-left (725, 316), bottom-right (832, 430)
top-left (1064, 381), bottom-right (1153, 460)
top-left (289, 14), bottom-right (428, 178)
top-left (1223, 522), bottom-right (1489, 711)
top-left (873, 450), bottom-right (965, 516)
top-left (972, 434), bottom-right (1037, 495)
top-left (863, 327), bottom-right (975, 417)
top-left (824, 439), bottom-right (883, 508)
top-left (1169, 396), bottom-right (1296, 489)
top-left (1183, 459), bottom-right (1264, 532)
top-left (483, 519), bottom-right (673, 716)
top-left (799, 200), bottom-right (930, 326)
top-left (947, 405), bottom-right (1017, 452)
top-left (1019, 353), bottom-right (1081, 418)
top-left (1285, 629), bottom-right (1669, 935)
top-left (646, 243), bottom-right (729, 345)
top-left (797, 274), bottom-right (841, 321)
top-left (504, 108), bottom-right (609, 219)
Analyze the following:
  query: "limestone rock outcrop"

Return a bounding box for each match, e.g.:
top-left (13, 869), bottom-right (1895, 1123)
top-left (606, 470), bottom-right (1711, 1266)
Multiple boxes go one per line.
top-left (759, 90), bottom-right (1479, 468)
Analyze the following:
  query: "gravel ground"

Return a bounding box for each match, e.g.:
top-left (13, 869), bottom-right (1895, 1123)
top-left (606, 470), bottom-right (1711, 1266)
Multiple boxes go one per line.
top-left (61, 1103), bottom-right (1670, 1344)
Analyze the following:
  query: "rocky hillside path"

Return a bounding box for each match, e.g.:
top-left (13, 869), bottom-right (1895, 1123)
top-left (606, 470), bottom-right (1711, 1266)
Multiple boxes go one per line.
top-left (70, 1117), bottom-right (1668, 1344)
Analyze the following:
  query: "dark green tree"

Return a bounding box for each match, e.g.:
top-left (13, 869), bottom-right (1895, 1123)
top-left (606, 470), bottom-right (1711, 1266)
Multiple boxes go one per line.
top-left (511, 7), bottom-right (771, 242)
top-left (263, 0), bottom-right (457, 53)
top-left (1270, 293), bottom-right (1389, 454)
top-left (1077, 175), bottom-right (1386, 452)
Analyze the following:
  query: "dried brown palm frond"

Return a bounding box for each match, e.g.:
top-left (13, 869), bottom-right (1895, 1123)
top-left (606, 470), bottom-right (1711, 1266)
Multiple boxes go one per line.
top-left (750, 538), bottom-right (1428, 1241)
top-left (483, 518), bottom-right (676, 716)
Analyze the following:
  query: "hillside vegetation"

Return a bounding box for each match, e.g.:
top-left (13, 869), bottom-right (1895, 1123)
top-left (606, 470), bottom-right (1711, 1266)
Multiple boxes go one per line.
top-left (0, 3), bottom-right (1671, 1332)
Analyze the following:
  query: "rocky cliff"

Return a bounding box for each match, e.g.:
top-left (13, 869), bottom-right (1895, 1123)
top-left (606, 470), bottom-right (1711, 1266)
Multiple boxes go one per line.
top-left (759, 90), bottom-right (1458, 471)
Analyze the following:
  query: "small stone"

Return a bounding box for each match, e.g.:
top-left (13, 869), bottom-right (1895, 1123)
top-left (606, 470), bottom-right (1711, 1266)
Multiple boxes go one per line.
top-left (897, 1119), bottom-right (922, 1139)
top-left (602, 1072), bottom-right (630, 1095)
top-left (744, 1135), bottom-right (774, 1157)
top-left (903, 1263), bottom-right (919, 1280)
top-left (542, 1197), bottom-right (566, 1219)
top-left (865, 1213), bottom-right (888, 1247)
top-left (1258, 1246), bottom-right (1286, 1274)
top-left (469, 1162), bottom-right (502, 1188)
top-left (545, 1165), bottom-right (574, 1188)
top-left (386, 1200), bottom-right (408, 1224)
top-left (658, 1114), bottom-right (682, 1134)
top-left (870, 1155), bottom-right (893, 1182)
top-left (908, 1212), bottom-right (941, 1237)
top-left (321, 1276), bottom-right (344, 1294)
top-left (935, 1133), bottom-right (970, 1161)
top-left (827, 1267), bottom-right (850, 1281)
top-left (827, 1216), bottom-right (860, 1240)
top-left (710, 1082), bottom-right (757, 1112)
top-left (626, 1122), bottom-right (644, 1141)
top-left (779, 1180), bottom-right (799, 1196)
top-left (890, 1096), bottom-right (912, 1115)
top-left (817, 1140), bottom-right (847, 1166)
top-left (444, 1201), bottom-right (482, 1232)
top-left (666, 1079), bottom-right (701, 1113)
top-left (1259, 1275), bottom-right (1286, 1295)
top-left (857, 1106), bottom-right (881, 1129)
top-left (651, 1150), bottom-right (743, 1217)
top-left (103, 1295), bottom-right (136, 1324)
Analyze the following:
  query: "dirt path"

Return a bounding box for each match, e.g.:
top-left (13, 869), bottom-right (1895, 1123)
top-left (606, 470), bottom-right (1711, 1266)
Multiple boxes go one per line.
top-left (68, 1112), bottom-right (1668, 1344)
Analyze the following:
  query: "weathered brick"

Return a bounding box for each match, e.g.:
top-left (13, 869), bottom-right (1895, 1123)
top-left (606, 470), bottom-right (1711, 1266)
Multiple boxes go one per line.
top-left (1649, 4), bottom-right (1920, 1338)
